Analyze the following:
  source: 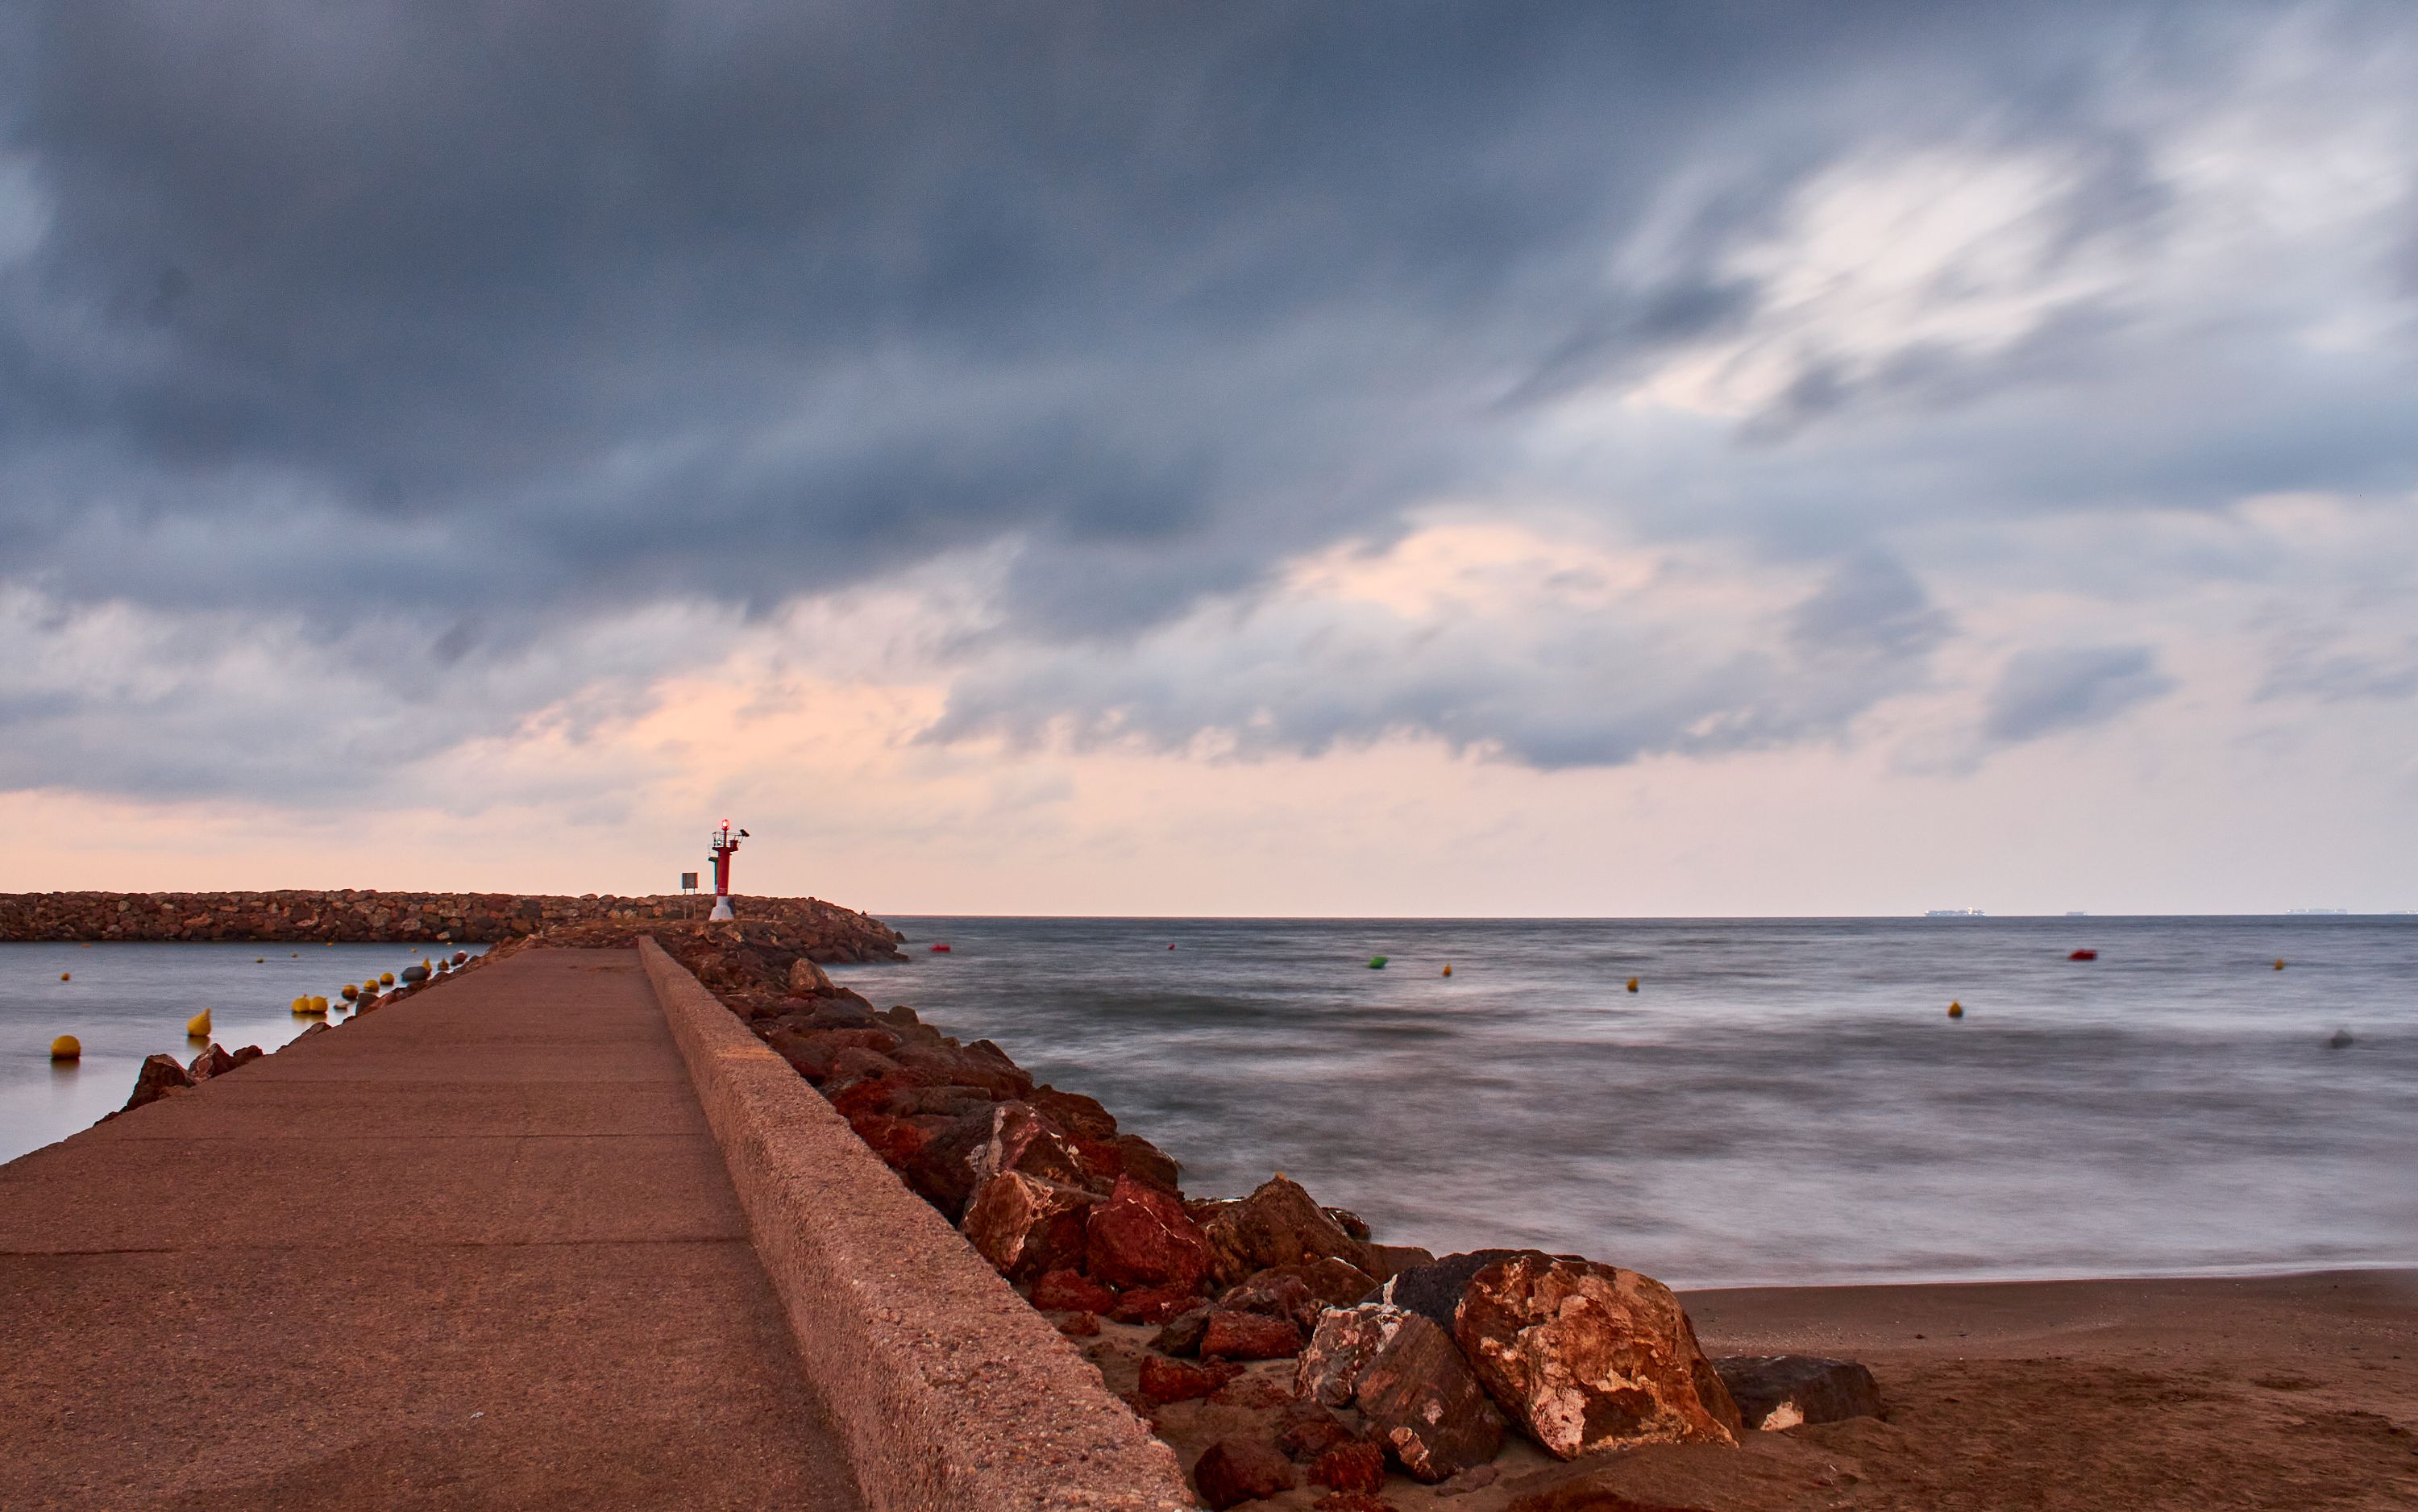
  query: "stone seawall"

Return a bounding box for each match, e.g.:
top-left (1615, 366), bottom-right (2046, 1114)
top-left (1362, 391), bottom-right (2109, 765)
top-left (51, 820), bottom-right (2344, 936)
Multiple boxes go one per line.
top-left (0, 890), bottom-right (905, 962)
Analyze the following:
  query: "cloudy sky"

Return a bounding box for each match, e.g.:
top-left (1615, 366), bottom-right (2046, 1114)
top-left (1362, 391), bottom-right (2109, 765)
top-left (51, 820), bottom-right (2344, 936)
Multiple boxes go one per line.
top-left (3, 2), bottom-right (2415, 914)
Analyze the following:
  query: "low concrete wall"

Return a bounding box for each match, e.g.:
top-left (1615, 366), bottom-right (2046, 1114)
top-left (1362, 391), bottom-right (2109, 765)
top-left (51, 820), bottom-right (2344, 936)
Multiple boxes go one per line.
top-left (638, 936), bottom-right (1193, 1512)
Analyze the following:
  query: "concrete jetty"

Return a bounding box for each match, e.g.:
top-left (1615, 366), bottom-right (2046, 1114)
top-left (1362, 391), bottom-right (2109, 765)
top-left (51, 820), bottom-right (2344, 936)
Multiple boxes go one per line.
top-left (0, 948), bottom-right (862, 1509)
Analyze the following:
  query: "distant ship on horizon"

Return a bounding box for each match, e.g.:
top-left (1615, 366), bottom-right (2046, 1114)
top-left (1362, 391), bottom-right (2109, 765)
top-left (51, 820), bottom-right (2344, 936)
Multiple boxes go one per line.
top-left (1925, 908), bottom-right (1986, 917)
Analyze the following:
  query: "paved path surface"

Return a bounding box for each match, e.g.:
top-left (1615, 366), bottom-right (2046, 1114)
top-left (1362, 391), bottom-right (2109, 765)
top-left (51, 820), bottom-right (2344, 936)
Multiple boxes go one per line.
top-left (0, 947), bottom-right (865, 1511)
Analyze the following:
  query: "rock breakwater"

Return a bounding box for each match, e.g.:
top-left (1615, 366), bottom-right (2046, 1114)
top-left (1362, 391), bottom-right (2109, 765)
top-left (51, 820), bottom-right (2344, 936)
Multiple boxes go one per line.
top-left (0, 890), bottom-right (904, 960)
top-left (646, 924), bottom-right (1878, 1510)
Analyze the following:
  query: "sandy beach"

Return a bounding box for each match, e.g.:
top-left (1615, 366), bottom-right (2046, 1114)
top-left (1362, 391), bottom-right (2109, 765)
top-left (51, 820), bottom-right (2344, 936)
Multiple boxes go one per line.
top-left (1099, 1269), bottom-right (2418, 1510)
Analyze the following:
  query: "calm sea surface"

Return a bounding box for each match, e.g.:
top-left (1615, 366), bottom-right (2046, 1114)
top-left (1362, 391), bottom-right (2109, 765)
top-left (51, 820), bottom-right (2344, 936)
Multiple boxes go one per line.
top-left (0, 941), bottom-right (484, 1166)
top-left (5, 919), bottom-right (2410, 1287)
top-left (838, 916), bottom-right (2417, 1287)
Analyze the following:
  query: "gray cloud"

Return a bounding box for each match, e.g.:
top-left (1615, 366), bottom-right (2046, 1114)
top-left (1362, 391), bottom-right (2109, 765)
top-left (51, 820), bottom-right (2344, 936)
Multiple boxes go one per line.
top-left (1984, 645), bottom-right (2177, 744)
top-left (929, 550), bottom-right (1950, 770)
top-left (2, 2), bottom-right (2416, 801)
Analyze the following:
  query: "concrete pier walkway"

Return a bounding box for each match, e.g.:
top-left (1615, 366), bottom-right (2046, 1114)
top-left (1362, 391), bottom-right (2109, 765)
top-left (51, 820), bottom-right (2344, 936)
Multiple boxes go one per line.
top-left (0, 947), bottom-right (865, 1510)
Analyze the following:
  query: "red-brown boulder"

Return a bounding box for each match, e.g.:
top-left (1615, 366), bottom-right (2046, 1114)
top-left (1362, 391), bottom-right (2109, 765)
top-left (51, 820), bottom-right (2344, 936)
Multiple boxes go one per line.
top-left (1153, 1305), bottom-right (1212, 1356)
top-left (1029, 1268), bottom-right (1116, 1314)
top-left (974, 1102), bottom-right (1098, 1192)
top-left (1027, 1084), bottom-right (1120, 1141)
top-left (845, 1111), bottom-right (935, 1169)
top-left (1202, 1310), bottom-right (1306, 1360)
top-left (1192, 1438), bottom-right (1296, 1510)
top-left (1200, 1175), bottom-right (1374, 1285)
top-left (1453, 1252), bottom-right (1739, 1458)
top-left (768, 1025), bottom-right (899, 1081)
top-left (1310, 1440), bottom-right (1386, 1494)
top-left (1296, 1302), bottom-right (1407, 1407)
top-left (124, 1053), bottom-right (193, 1111)
top-left (1087, 1173), bottom-right (1215, 1290)
top-left (1241, 1257), bottom-right (1379, 1312)
top-left (1112, 1132), bottom-right (1183, 1190)
top-left (891, 1038), bottom-right (1032, 1099)
top-left (1277, 1402), bottom-right (1360, 1461)
top-left (1355, 1311), bottom-right (1506, 1481)
top-left (186, 1043), bottom-right (237, 1081)
top-left (1138, 1353), bottom-right (1239, 1406)
top-left (898, 1107), bottom-right (994, 1220)
top-left (1052, 1311), bottom-right (1101, 1337)
top-left (960, 1170), bottom-right (1098, 1281)
top-left (1218, 1271), bottom-right (1323, 1333)
top-left (1298, 1304), bottom-right (1504, 1483)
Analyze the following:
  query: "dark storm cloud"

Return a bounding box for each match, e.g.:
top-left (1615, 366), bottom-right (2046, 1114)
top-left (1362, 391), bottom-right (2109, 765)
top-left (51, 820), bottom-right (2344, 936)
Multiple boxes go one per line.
top-left (1984, 646), bottom-right (2176, 744)
top-left (3, 0), bottom-right (2416, 800)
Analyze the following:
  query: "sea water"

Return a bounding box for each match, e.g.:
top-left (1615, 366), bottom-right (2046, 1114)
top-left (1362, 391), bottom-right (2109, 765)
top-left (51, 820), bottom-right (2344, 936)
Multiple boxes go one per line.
top-left (0, 941), bottom-right (483, 1165)
top-left (835, 916), bottom-right (2417, 1287)
top-left (4, 919), bottom-right (2409, 1287)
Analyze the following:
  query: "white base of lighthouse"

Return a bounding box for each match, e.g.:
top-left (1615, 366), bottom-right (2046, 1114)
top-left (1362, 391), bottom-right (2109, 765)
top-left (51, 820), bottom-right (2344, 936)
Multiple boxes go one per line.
top-left (709, 895), bottom-right (734, 921)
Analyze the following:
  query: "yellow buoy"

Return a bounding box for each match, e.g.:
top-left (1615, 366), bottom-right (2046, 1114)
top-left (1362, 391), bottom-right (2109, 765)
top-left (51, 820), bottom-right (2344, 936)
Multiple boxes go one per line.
top-left (59, 972), bottom-right (70, 982)
top-left (340, 983), bottom-right (359, 1001)
top-left (1442, 962), bottom-right (1452, 977)
top-left (310, 995), bottom-right (327, 1013)
top-left (379, 971), bottom-right (394, 987)
top-left (50, 1035), bottom-right (81, 1061)
top-left (186, 1009), bottom-right (212, 1037)
top-left (2273, 957), bottom-right (2286, 970)
top-left (291, 996), bottom-right (309, 1014)
top-left (256, 957), bottom-right (264, 963)
top-left (1948, 1000), bottom-right (1964, 1019)
top-left (1626, 976), bottom-right (1639, 992)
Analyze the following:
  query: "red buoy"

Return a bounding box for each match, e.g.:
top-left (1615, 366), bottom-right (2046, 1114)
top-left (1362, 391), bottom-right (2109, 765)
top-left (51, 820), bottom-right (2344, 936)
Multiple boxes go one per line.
top-left (929, 943), bottom-right (952, 953)
top-left (2068, 949), bottom-right (2097, 961)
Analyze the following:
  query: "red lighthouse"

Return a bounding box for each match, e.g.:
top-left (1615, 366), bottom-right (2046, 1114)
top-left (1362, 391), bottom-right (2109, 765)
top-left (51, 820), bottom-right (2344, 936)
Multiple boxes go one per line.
top-left (707, 822), bottom-right (746, 920)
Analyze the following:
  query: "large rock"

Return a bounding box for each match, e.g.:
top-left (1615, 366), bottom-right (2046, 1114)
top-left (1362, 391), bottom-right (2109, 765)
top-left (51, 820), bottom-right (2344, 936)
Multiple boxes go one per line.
top-left (1201, 1310), bottom-right (1305, 1360)
top-left (1376, 1248), bottom-right (1527, 1328)
top-left (124, 1053), bottom-right (193, 1111)
top-left (1354, 1311), bottom-right (1507, 1481)
top-left (959, 1170), bottom-right (1097, 1281)
top-left (1087, 1174), bottom-right (1215, 1290)
top-left (1309, 1440), bottom-right (1386, 1494)
top-left (1199, 1174), bottom-right (1374, 1285)
top-left (1191, 1438), bottom-right (1297, 1510)
top-left (973, 1101), bottom-right (1099, 1192)
top-left (1217, 1271), bottom-right (1322, 1332)
top-left (897, 1106), bottom-right (995, 1219)
top-left (1228, 1258), bottom-right (1375, 1322)
top-left (1028, 1084), bottom-right (1120, 1141)
top-left (1137, 1353), bottom-right (1238, 1406)
top-left (1296, 1302), bottom-right (1410, 1408)
top-left (1030, 1268), bottom-right (1117, 1314)
top-left (1111, 1132), bottom-right (1183, 1191)
top-left (891, 1038), bottom-right (1032, 1099)
top-left (767, 1025), bottom-right (898, 1081)
top-left (1713, 1355), bottom-right (1883, 1431)
top-left (1276, 1402), bottom-right (1360, 1461)
top-left (1296, 1304), bottom-right (1506, 1482)
top-left (787, 955), bottom-right (834, 995)
top-left (185, 1043), bottom-right (238, 1081)
top-left (1453, 1252), bottom-right (1739, 1459)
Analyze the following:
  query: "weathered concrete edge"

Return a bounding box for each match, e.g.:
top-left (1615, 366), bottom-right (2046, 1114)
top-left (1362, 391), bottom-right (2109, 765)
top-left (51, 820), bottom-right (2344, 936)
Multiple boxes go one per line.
top-left (638, 936), bottom-right (1193, 1512)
